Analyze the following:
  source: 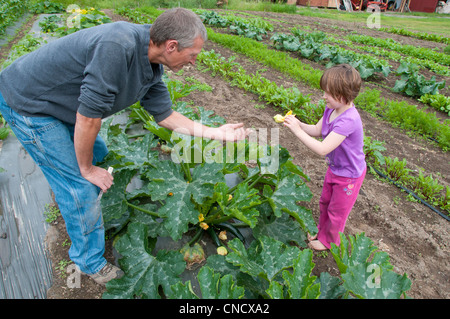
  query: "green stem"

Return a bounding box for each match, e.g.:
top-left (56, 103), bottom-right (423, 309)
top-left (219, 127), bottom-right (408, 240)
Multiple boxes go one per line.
top-left (209, 215), bottom-right (235, 225)
top-left (228, 171), bottom-right (261, 194)
top-left (187, 227), bottom-right (204, 246)
top-left (228, 222), bottom-right (249, 228)
top-left (248, 175), bottom-right (263, 189)
top-left (181, 162), bottom-right (192, 182)
top-left (204, 207), bottom-right (223, 224)
top-left (127, 133), bottom-right (147, 139)
top-left (126, 201), bottom-right (160, 218)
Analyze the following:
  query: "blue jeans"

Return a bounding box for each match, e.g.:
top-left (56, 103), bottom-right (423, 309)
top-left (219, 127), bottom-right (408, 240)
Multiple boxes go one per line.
top-left (0, 92), bottom-right (108, 274)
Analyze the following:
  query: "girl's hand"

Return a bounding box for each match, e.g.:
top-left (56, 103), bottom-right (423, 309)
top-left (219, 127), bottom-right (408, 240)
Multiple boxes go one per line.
top-left (283, 115), bottom-right (302, 133)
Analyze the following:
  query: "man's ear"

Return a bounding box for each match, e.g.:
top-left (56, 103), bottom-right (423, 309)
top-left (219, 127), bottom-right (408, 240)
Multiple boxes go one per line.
top-left (166, 39), bottom-right (178, 53)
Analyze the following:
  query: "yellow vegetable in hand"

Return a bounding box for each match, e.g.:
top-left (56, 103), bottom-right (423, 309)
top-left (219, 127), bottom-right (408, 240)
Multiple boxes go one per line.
top-left (273, 114), bottom-right (285, 123)
top-left (273, 110), bottom-right (293, 123)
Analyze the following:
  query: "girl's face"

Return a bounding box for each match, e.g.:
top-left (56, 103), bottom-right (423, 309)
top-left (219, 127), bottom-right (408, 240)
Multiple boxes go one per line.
top-left (322, 91), bottom-right (349, 109)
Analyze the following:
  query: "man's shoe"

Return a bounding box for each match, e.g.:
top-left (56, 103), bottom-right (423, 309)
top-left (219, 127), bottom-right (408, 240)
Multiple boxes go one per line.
top-left (88, 262), bottom-right (124, 286)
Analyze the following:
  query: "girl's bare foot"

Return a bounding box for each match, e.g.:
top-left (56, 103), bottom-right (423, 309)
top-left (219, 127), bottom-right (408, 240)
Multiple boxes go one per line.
top-left (308, 240), bottom-right (328, 251)
top-left (307, 233), bottom-right (317, 241)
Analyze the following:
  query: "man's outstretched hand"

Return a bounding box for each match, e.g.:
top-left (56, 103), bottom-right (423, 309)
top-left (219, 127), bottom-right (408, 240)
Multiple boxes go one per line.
top-left (213, 123), bottom-right (252, 141)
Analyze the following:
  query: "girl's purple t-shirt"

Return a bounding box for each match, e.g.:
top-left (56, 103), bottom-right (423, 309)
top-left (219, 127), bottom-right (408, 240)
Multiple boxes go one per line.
top-left (321, 105), bottom-right (366, 178)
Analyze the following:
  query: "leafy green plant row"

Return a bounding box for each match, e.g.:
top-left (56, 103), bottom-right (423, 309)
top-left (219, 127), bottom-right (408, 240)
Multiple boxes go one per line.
top-left (419, 93), bottom-right (450, 116)
top-left (200, 10), bottom-right (392, 80)
top-left (348, 34), bottom-right (450, 67)
top-left (284, 24), bottom-right (450, 77)
top-left (355, 88), bottom-right (450, 151)
top-left (114, 6), bottom-right (163, 24)
top-left (271, 30), bottom-right (391, 80)
top-left (364, 136), bottom-right (449, 215)
top-left (297, 23), bottom-right (450, 76)
top-left (197, 49), bottom-right (323, 124)
top-left (196, 10), bottom-right (270, 41)
top-left (200, 9), bottom-right (448, 84)
top-left (378, 26), bottom-right (450, 45)
top-left (355, 43), bottom-right (450, 77)
top-left (324, 32), bottom-right (450, 77)
top-left (196, 9), bottom-right (274, 31)
top-left (313, 21), bottom-right (449, 46)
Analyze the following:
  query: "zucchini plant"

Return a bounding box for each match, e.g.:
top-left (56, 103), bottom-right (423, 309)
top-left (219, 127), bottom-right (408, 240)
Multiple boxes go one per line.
top-left (97, 80), bottom-right (411, 299)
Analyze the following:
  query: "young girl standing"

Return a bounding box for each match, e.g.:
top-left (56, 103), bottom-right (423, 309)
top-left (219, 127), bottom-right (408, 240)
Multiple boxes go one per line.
top-left (283, 64), bottom-right (366, 251)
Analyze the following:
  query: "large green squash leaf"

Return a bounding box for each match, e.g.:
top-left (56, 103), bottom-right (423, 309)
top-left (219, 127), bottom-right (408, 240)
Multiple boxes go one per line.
top-left (281, 249), bottom-right (320, 299)
top-left (104, 132), bottom-right (159, 172)
top-left (315, 272), bottom-right (346, 299)
top-left (225, 236), bottom-right (299, 282)
top-left (102, 169), bottom-right (136, 229)
top-left (197, 266), bottom-right (245, 299)
top-left (341, 263), bottom-right (412, 299)
top-left (215, 182), bottom-right (261, 228)
top-left (145, 161), bottom-right (224, 240)
top-left (167, 266), bottom-right (245, 299)
top-left (330, 233), bottom-right (412, 299)
top-left (266, 171), bottom-right (316, 235)
top-left (330, 232), bottom-right (388, 274)
top-left (103, 222), bottom-right (186, 299)
top-left (253, 210), bottom-right (307, 247)
top-left (266, 249), bottom-right (320, 299)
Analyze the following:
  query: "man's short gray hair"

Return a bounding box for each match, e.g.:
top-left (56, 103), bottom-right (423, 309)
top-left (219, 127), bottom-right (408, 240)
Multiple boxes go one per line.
top-left (150, 8), bottom-right (207, 51)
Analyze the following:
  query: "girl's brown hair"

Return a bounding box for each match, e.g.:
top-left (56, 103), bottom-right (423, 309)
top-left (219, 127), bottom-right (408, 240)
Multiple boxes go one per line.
top-left (320, 64), bottom-right (362, 105)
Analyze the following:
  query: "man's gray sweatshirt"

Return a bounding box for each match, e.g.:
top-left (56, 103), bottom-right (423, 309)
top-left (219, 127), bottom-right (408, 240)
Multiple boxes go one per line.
top-left (0, 21), bottom-right (173, 125)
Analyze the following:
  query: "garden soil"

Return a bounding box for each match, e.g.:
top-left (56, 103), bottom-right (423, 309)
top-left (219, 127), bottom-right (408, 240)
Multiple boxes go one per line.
top-left (3, 9), bottom-right (448, 299)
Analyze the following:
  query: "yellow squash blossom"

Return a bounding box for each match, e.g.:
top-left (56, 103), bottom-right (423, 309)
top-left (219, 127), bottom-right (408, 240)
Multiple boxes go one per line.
top-left (273, 110), bottom-right (293, 123)
top-left (219, 231), bottom-right (227, 241)
top-left (198, 214), bottom-right (205, 222)
top-left (200, 222), bottom-right (209, 230)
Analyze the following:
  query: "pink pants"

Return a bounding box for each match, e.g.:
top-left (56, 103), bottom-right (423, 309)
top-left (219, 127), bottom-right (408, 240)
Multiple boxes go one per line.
top-left (317, 167), bottom-right (366, 249)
